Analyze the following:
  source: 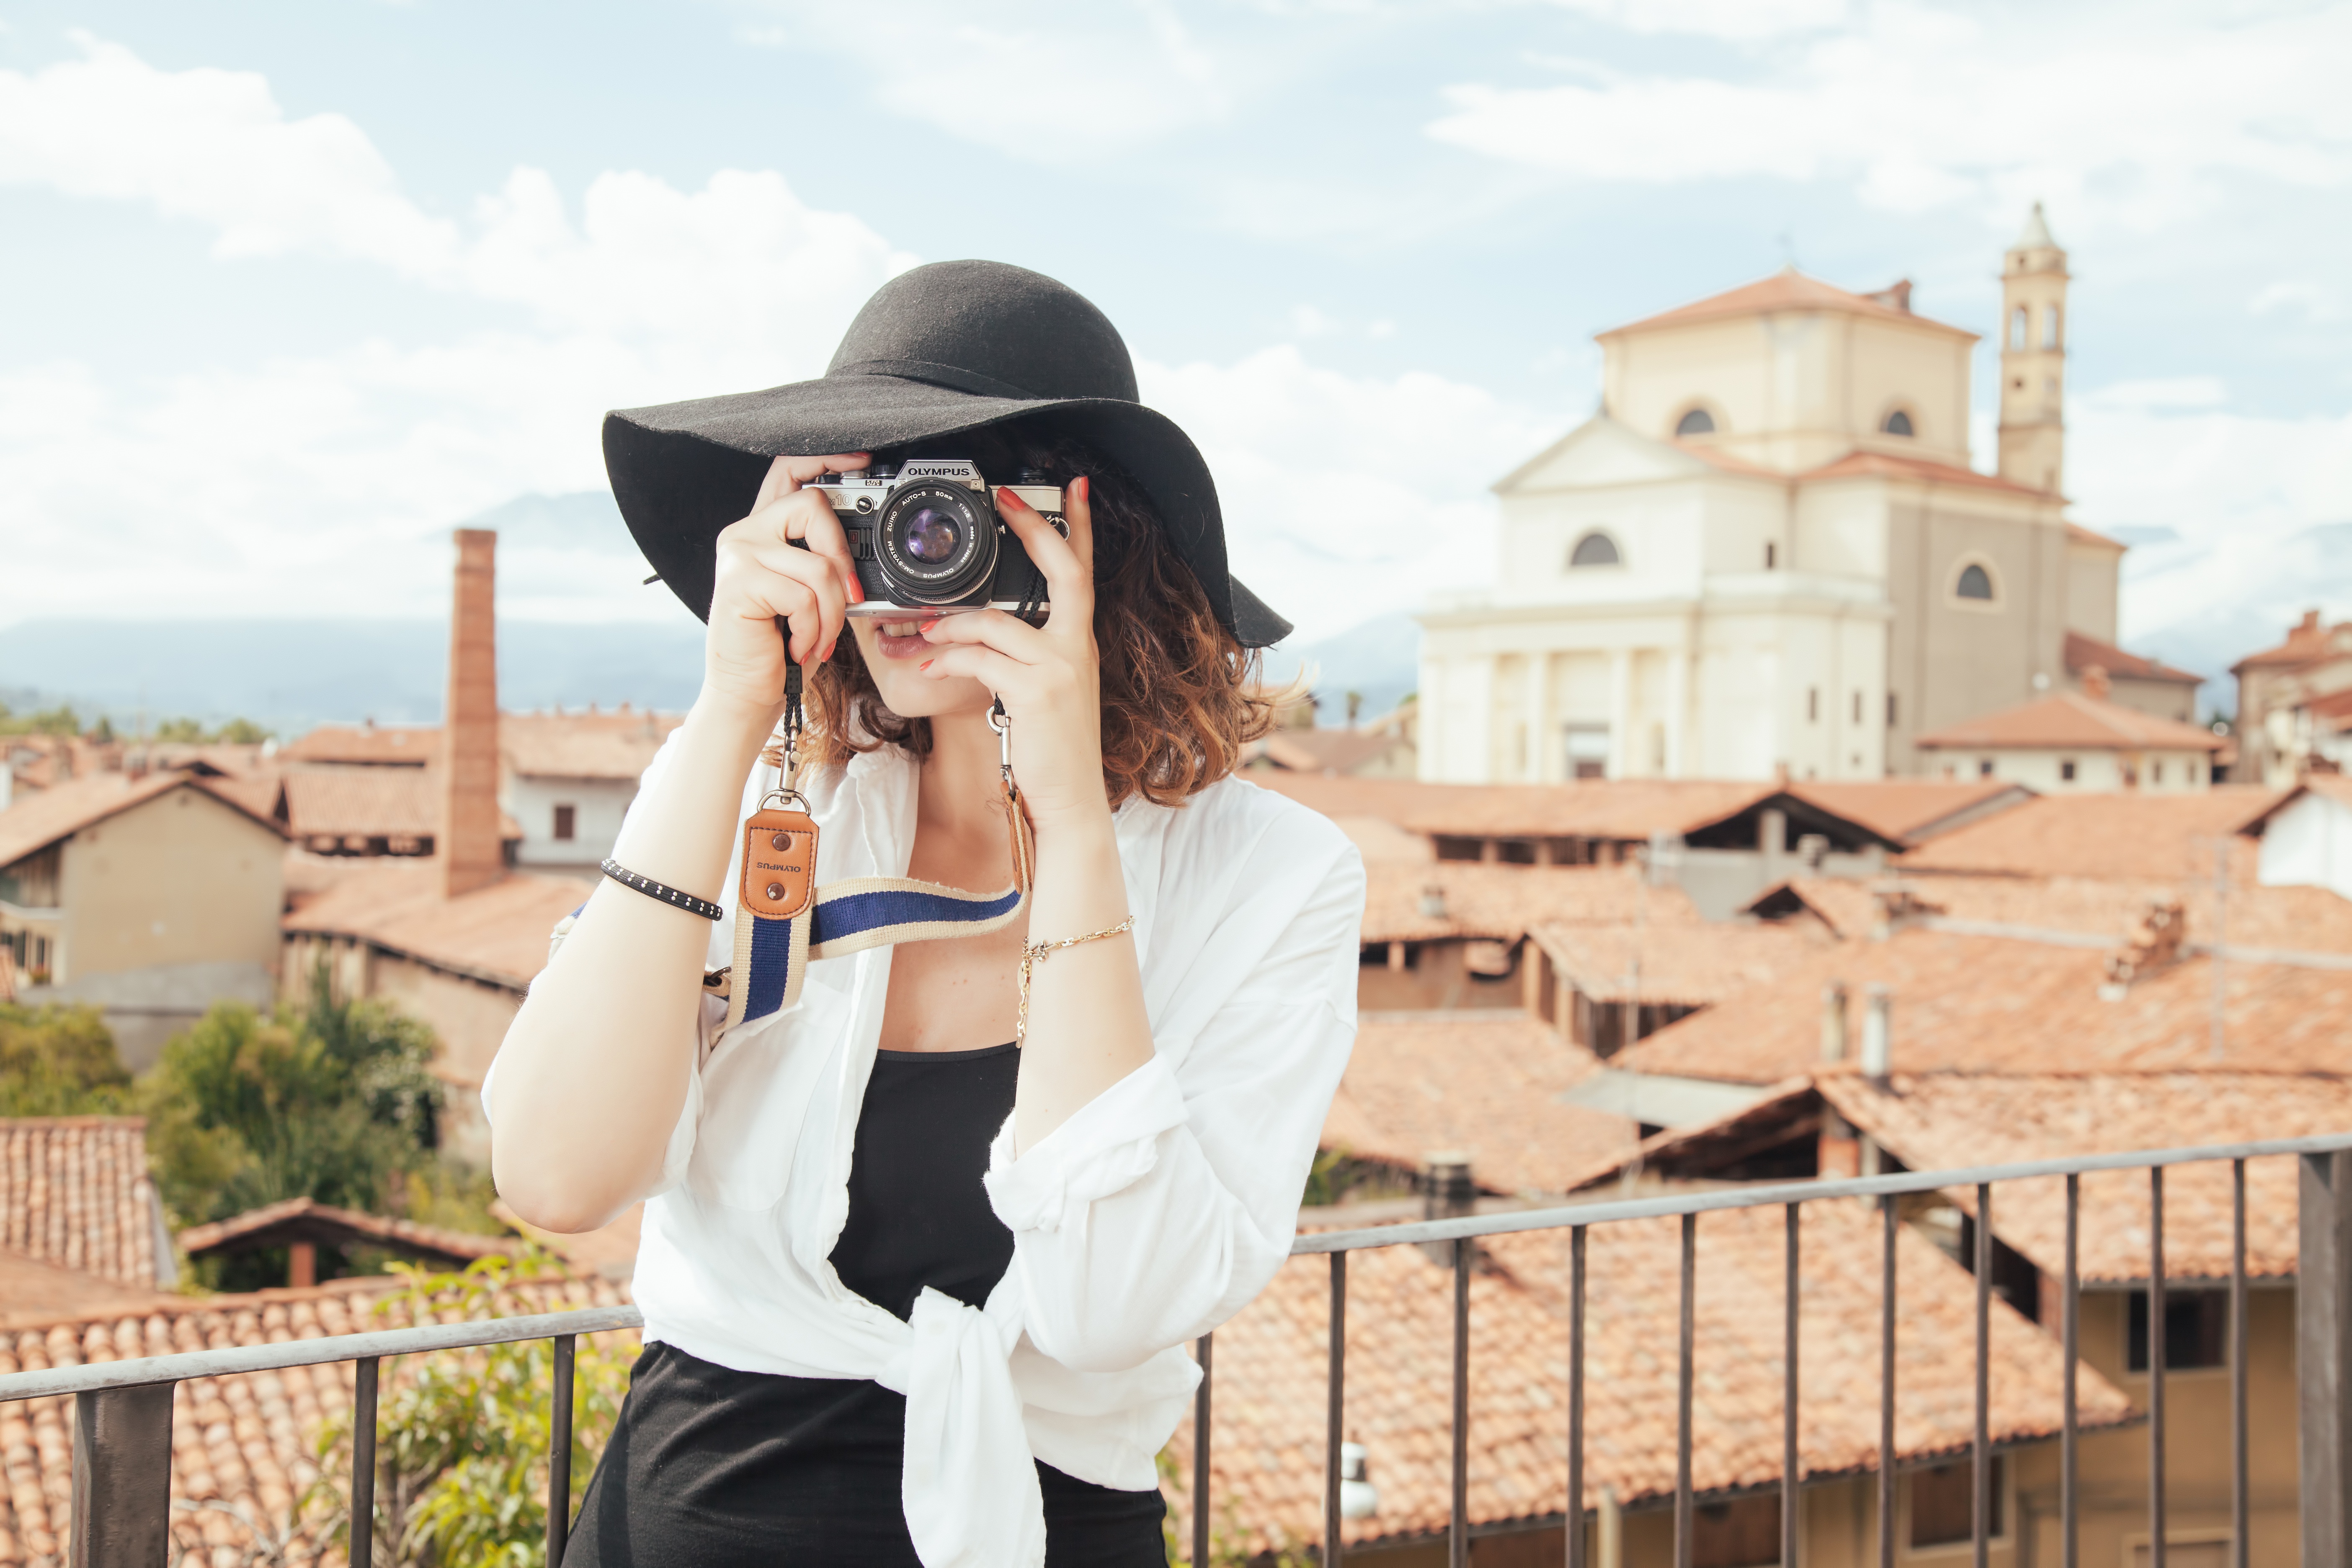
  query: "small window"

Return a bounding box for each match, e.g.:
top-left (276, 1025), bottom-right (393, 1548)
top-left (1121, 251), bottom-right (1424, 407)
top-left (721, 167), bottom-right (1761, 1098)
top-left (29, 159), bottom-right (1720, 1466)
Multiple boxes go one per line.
top-left (553, 804), bottom-right (578, 841)
top-left (1692, 1494), bottom-right (1781, 1568)
top-left (1911, 1456), bottom-right (2004, 1547)
top-left (2129, 1288), bottom-right (2228, 1372)
top-left (1674, 407), bottom-right (1717, 436)
top-left (1956, 563), bottom-right (1995, 601)
top-left (2060, 759), bottom-right (2077, 782)
top-left (1882, 409), bottom-right (1915, 437)
top-left (2043, 304), bottom-right (2061, 348)
top-left (1886, 692), bottom-right (1899, 727)
top-left (1764, 541), bottom-right (1777, 569)
top-left (1569, 532), bottom-right (1621, 568)
top-left (1978, 759), bottom-right (1996, 779)
top-left (1852, 690), bottom-right (1863, 724)
top-left (2010, 307), bottom-right (2027, 350)
top-left (1808, 687), bottom-right (1820, 723)
top-left (2151, 760), bottom-right (2165, 784)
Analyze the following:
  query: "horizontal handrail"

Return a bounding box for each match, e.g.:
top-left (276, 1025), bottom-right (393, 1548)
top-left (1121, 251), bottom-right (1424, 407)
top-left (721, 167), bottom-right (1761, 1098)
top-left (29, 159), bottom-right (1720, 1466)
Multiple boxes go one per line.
top-left (0, 1304), bottom-right (643, 1403)
top-left (1291, 1130), bottom-right (2352, 1254)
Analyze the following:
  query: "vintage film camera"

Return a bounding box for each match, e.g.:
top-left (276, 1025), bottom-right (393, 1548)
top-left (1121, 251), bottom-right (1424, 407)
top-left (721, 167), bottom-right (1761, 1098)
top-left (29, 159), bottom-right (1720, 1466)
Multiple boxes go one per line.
top-left (816, 459), bottom-right (1067, 619)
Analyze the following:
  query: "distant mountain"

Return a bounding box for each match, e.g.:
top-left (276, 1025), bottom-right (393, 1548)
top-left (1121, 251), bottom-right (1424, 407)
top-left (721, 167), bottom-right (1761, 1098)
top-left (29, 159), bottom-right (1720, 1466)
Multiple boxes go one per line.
top-left (1264, 611), bottom-right (1422, 725)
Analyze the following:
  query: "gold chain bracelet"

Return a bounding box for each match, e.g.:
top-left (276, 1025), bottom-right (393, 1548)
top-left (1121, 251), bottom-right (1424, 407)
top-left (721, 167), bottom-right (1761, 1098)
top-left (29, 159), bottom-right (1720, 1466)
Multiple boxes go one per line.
top-left (1015, 915), bottom-right (1137, 1044)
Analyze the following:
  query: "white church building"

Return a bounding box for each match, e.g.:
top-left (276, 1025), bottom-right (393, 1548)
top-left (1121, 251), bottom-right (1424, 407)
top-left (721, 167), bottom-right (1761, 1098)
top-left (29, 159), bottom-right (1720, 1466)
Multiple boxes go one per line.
top-left (1418, 206), bottom-right (2168, 785)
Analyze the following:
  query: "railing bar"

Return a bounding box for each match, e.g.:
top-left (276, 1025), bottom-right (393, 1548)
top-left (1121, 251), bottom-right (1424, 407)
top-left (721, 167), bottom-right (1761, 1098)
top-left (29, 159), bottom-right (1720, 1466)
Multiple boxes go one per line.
top-left (2231, 1158), bottom-right (2247, 1568)
top-left (1452, 1236), bottom-right (1471, 1568)
top-left (548, 1333), bottom-right (576, 1568)
top-left (1193, 1332), bottom-right (1213, 1568)
top-left (1973, 1183), bottom-right (1991, 1568)
top-left (1287, 1132), bottom-right (2352, 1255)
top-left (1783, 1203), bottom-right (1799, 1568)
top-left (1879, 1195), bottom-right (1896, 1568)
top-left (2151, 1166), bottom-right (2167, 1568)
top-left (0, 1305), bottom-right (644, 1403)
top-left (1327, 1251), bottom-right (1346, 1568)
top-left (351, 1357), bottom-right (379, 1568)
top-left (1569, 1225), bottom-right (1588, 1568)
top-left (2063, 1172), bottom-right (2079, 1568)
top-left (1676, 1211), bottom-right (1695, 1568)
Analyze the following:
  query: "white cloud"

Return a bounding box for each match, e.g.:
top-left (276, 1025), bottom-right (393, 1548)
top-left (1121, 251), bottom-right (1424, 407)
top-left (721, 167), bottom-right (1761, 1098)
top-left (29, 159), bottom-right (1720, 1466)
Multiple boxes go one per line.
top-left (1142, 346), bottom-right (1565, 641)
top-left (2251, 280), bottom-right (2343, 326)
top-left (1543, 0), bottom-right (1848, 40)
top-left (1428, 2), bottom-right (2352, 230)
top-left (2082, 377), bottom-right (2228, 412)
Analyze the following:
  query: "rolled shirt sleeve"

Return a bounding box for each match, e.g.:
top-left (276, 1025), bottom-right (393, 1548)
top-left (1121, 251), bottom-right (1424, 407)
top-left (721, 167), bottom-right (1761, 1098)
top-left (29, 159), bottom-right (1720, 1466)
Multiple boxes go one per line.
top-left (982, 823), bottom-right (1364, 1374)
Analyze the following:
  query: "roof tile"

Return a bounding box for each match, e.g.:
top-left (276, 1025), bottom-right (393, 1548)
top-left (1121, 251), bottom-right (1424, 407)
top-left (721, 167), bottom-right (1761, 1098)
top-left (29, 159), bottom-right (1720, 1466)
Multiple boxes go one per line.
top-left (1914, 691), bottom-right (2223, 753)
top-left (0, 1121), bottom-right (157, 1290)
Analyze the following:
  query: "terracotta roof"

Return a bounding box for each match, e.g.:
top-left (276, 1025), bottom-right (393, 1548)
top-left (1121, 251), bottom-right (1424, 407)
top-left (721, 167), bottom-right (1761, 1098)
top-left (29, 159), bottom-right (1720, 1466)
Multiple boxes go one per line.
top-left (1323, 815), bottom-right (1436, 867)
top-left (1816, 1070), bottom-right (2352, 1284)
top-left (2066, 523), bottom-right (2126, 551)
top-left (0, 1272), bottom-right (634, 1568)
top-left (1668, 439), bottom-right (1784, 478)
top-left (178, 1197), bottom-right (513, 1268)
top-left (1614, 924), bottom-right (2352, 1086)
top-left (1528, 916), bottom-right (1834, 1007)
top-left (2231, 611), bottom-right (2351, 673)
top-left (1908, 872), bottom-right (2352, 957)
top-left (499, 710), bottom-right (681, 781)
top-left (277, 724), bottom-right (439, 766)
top-left (1172, 1201), bottom-right (2130, 1554)
top-left (1785, 779), bottom-right (2032, 844)
top-left (0, 1252), bottom-right (176, 1331)
top-left (1326, 1013), bottom-right (1636, 1195)
top-left (1901, 787), bottom-right (2286, 880)
top-left (280, 861), bottom-right (587, 995)
top-left (1250, 773), bottom-right (1815, 843)
top-left (2063, 632), bottom-right (2201, 686)
top-left (1798, 449), bottom-right (2049, 499)
top-left (0, 1120), bottom-right (159, 1289)
top-left (0, 772), bottom-right (286, 871)
top-left (1914, 689), bottom-right (2224, 753)
top-left (200, 772), bottom-right (287, 825)
top-left (1597, 269), bottom-right (1978, 342)
top-left (1746, 877), bottom-right (1886, 939)
top-left (1243, 729), bottom-right (1410, 776)
top-left (282, 769), bottom-right (437, 838)
top-left (1361, 861), bottom-right (1698, 945)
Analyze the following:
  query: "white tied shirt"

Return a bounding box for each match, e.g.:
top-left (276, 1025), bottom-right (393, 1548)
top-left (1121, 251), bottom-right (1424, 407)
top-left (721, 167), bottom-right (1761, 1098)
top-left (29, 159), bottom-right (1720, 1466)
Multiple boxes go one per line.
top-left (489, 738), bottom-right (1364, 1568)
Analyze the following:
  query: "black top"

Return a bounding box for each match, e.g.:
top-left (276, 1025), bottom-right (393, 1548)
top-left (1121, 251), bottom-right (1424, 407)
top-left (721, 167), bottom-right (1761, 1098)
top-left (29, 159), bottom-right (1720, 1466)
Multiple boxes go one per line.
top-left (562, 1042), bottom-right (1166, 1568)
top-left (829, 1043), bottom-right (1021, 1319)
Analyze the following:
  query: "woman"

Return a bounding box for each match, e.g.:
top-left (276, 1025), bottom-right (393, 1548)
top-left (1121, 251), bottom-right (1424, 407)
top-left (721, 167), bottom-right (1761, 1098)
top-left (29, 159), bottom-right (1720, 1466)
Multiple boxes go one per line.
top-left (487, 261), bottom-right (1364, 1568)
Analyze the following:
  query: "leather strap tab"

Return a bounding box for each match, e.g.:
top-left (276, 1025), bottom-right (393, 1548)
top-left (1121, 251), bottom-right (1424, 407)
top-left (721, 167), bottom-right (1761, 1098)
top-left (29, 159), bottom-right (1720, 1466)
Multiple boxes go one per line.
top-left (741, 807), bottom-right (819, 919)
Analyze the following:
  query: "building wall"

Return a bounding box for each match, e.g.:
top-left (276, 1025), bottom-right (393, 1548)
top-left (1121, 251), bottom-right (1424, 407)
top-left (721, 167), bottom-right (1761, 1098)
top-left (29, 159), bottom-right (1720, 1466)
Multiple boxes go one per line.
top-left (1883, 493), bottom-right (2070, 774)
top-left (2065, 539), bottom-right (2122, 642)
top-left (57, 787), bottom-right (284, 986)
top-left (505, 774), bottom-right (638, 870)
top-left (2258, 789), bottom-right (2352, 900)
top-left (1357, 942), bottom-right (1527, 1013)
top-left (2094, 674), bottom-right (2197, 725)
top-left (1922, 746), bottom-right (2213, 793)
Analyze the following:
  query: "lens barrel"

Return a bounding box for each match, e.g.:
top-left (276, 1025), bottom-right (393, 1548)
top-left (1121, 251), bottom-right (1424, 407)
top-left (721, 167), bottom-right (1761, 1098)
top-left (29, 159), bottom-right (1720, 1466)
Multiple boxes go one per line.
top-left (873, 480), bottom-right (998, 605)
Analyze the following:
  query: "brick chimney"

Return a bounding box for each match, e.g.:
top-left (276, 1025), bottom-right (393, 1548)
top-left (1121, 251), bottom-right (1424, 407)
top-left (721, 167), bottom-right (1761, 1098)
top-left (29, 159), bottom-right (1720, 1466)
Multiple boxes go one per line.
top-left (438, 529), bottom-right (503, 899)
top-left (2081, 664), bottom-right (2112, 702)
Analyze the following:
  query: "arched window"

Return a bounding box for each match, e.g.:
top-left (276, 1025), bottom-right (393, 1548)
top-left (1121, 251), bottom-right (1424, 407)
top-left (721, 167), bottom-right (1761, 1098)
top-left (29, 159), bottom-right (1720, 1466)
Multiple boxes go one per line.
top-left (2043, 305), bottom-right (2061, 349)
top-left (1882, 409), bottom-right (1915, 437)
top-left (1955, 563), bottom-right (1995, 601)
top-left (1674, 407), bottom-right (1716, 437)
top-left (1569, 532), bottom-right (1622, 568)
top-left (2010, 307), bottom-right (2027, 350)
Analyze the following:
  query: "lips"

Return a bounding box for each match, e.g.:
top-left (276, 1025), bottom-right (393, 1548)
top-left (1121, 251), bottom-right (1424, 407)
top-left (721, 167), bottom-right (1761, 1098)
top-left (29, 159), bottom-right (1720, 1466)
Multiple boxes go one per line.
top-left (873, 618), bottom-right (931, 660)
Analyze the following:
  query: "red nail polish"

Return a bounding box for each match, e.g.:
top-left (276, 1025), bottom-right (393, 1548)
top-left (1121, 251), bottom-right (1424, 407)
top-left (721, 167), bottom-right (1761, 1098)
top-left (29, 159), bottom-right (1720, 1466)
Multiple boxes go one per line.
top-left (998, 486), bottom-right (1024, 510)
top-left (918, 659), bottom-right (933, 671)
top-left (1073, 475), bottom-right (1089, 502)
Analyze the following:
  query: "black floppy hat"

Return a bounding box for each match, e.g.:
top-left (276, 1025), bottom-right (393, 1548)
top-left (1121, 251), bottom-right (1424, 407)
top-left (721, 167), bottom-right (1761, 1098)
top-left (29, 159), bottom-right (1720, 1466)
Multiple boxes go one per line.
top-left (602, 260), bottom-right (1291, 648)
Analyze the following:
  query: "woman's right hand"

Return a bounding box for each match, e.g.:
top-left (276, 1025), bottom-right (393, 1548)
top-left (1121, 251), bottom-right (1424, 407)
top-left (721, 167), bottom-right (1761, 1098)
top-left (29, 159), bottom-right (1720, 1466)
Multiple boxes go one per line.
top-left (702, 452), bottom-right (871, 719)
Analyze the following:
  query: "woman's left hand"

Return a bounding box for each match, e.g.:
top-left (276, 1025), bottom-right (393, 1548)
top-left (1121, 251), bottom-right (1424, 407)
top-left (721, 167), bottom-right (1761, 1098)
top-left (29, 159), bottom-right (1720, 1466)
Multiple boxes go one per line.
top-left (916, 476), bottom-right (1108, 837)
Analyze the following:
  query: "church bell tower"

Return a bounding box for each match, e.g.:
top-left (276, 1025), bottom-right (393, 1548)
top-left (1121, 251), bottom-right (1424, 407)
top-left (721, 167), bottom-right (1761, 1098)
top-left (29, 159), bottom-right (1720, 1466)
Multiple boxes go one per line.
top-left (1996, 202), bottom-right (2069, 494)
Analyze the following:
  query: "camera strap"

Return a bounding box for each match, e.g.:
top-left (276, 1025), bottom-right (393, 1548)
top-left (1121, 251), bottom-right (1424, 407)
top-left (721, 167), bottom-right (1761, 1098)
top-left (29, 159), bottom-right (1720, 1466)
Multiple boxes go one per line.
top-left (719, 671), bottom-right (1034, 1034)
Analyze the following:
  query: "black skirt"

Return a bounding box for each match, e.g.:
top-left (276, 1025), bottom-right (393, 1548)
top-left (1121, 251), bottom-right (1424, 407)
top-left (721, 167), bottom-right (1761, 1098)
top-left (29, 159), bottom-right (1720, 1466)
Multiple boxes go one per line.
top-left (563, 1046), bottom-right (1167, 1567)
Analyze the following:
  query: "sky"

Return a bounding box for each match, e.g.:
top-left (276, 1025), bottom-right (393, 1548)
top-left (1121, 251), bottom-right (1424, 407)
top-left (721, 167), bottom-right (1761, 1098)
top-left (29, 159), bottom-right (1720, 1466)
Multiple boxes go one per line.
top-left (4, 0), bottom-right (2349, 673)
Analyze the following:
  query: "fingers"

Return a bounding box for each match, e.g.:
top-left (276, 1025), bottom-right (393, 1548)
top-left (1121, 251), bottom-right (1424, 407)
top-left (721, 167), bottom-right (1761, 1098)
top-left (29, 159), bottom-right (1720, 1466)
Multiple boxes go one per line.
top-left (753, 452), bottom-right (872, 511)
top-left (916, 640), bottom-right (1034, 696)
top-left (918, 607), bottom-right (1053, 663)
top-left (769, 487), bottom-right (864, 620)
top-left (721, 536), bottom-right (848, 665)
top-left (997, 480), bottom-right (1094, 627)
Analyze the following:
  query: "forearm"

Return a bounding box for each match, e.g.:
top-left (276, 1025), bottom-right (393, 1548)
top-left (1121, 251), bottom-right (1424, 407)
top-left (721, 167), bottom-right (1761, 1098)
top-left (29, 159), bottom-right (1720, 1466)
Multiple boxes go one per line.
top-left (1011, 810), bottom-right (1155, 1153)
top-left (487, 690), bottom-right (779, 1229)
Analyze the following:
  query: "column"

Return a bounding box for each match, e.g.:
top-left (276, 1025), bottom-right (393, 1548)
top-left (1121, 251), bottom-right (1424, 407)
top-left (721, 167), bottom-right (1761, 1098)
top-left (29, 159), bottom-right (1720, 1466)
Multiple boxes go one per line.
top-left (1664, 645), bottom-right (1690, 779)
top-left (1607, 650), bottom-right (1634, 780)
top-left (1525, 650), bottom-right (1553, 783)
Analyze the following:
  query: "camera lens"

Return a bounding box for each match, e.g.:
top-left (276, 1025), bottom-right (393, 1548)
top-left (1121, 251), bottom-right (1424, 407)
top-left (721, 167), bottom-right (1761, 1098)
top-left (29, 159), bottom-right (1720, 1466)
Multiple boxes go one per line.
top-left (874, 481), bottom-right (997, 604)
top-left (900, 506), bottom-right (961, 564)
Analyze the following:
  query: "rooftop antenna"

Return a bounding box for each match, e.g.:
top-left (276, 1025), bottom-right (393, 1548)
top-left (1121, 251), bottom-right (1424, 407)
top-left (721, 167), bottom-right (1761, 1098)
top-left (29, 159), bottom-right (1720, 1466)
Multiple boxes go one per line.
top-left (1776, 230), bottom-right (1798, 272)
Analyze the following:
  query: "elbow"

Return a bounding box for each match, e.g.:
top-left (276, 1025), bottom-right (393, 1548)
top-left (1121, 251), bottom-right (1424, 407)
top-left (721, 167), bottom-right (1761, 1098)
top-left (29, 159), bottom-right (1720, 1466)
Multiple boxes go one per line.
top-left (490, 1141), bottom-right (639, 1236)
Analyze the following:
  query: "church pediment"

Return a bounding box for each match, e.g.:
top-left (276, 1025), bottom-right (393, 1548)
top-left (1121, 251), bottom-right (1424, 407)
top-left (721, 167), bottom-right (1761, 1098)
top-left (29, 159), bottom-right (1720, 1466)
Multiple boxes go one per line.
top-left (1494, 414), bottom-right (1721, 495)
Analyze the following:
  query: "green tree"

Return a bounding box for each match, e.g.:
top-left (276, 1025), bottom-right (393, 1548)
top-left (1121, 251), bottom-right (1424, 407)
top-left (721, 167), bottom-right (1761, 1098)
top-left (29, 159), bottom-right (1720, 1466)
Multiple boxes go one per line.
top-left (308, 1253), bottom-right (632, 1568)
top-left (215, 717), bottom-right (274, 744)
top-left (0, 702), bottom-right (83, 737)
top-left (152, 717), bottom-right (206, 743)
top-left (0, 1002), bottom-right (132, 1115)
top-left (144, 970), bottom-right (447, 1237)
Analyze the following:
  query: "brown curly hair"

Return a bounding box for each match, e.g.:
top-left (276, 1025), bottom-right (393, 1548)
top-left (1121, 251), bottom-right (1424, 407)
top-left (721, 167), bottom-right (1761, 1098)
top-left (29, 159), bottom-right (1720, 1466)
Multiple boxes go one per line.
top-left (804, 419), bottom-right (1277, 808)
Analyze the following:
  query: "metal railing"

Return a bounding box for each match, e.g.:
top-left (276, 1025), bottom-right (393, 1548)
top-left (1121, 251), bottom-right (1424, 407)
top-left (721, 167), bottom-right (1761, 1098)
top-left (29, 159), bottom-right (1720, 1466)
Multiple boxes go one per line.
top-left (7, 1135), bottom-right (2352, 1568)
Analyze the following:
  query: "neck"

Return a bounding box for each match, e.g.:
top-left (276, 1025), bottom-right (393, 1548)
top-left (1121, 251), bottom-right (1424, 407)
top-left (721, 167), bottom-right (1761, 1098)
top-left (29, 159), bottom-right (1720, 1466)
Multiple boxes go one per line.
top-left (918, 706), bottom-right (1008, 839)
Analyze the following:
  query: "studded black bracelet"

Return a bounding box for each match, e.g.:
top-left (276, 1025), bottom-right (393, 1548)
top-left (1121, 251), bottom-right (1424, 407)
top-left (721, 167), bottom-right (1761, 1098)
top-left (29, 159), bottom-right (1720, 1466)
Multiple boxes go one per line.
top-left (600, 858), bottom-right (725, 922)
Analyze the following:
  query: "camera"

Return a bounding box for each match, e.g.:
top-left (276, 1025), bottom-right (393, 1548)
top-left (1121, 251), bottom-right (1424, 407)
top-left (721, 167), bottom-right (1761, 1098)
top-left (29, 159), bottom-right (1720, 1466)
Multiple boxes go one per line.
top-left (815, 459), bottom-right (1066, 619)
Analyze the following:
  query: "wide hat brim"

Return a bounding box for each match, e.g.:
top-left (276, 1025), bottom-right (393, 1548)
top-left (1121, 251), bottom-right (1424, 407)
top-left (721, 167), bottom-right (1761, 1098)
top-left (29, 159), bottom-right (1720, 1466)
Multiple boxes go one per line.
top-left (602, 373), bottom-right (1291, 648)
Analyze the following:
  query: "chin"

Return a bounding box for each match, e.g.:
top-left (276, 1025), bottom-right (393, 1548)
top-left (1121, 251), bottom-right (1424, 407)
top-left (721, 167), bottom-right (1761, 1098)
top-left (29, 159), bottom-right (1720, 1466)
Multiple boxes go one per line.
top-left (851, 623), bottom-right (993, 720)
